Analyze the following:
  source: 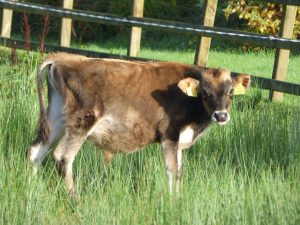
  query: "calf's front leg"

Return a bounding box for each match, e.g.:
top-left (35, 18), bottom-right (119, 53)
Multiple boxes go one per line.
top-left (162, 140), bottom-right (183, 194)
top-left (176, 149), bottom-right (183, 193)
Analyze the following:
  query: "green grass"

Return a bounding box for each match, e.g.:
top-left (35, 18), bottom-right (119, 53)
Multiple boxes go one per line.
top-left (0, 46), bottom-right (300, 225)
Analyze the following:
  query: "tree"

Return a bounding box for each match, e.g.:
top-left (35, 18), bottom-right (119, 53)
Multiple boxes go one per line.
top-left (224, 0), bottom-right (300, 39)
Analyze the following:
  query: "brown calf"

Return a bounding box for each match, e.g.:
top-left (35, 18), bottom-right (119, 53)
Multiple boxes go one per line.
top-left (28, 53), bottom-right (250, 195)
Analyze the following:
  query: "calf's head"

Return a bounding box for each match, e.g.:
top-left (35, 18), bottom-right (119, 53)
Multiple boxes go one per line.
top-left (178, 68), bottom-right (251, 125)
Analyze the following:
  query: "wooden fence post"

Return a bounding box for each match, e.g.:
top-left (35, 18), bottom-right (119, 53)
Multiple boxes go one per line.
top-left (60, 0), bottom-right (73, 47)
top-left (127, 0), bottom-right (144, 57)
top-left (270, 4), bottom-right (297, 101)
top-left (194, 0), bottom-right (218, 66)
top-left (1, 0), bottom-right (16, 38)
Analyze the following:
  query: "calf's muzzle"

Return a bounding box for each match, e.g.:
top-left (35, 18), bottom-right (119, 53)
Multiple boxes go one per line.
top-left (211, 110), bottom-right (230, 125)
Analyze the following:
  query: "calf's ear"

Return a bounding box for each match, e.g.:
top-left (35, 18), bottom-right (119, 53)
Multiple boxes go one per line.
top-left (178, 77), bottom-right (200, 97)
top-left (233, 74), bottom-right (251, 95)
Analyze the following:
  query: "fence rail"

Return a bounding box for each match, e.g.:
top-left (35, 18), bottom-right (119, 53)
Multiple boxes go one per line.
top-left (0, 1), bottom-right (299, 51)
top-left (1, 37), bottom-right (299, 96)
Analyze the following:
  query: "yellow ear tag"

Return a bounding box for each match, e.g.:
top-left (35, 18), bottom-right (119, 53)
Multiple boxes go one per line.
top-left (233, 83), bottom-right (246, 95)
top-left (186, 86), bottom-right (198, 97)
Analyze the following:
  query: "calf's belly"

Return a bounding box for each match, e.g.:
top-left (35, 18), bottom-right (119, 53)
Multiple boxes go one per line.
top-left (87, 116), bottom-right (155, 153)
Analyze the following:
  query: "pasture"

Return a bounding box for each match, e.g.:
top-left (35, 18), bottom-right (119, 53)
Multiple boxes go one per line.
top-left (0, 46), bottom-right (300, 224)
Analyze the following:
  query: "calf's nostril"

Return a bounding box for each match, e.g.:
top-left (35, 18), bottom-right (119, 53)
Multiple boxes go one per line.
top-left (214, 112), bottom-right (228, 122)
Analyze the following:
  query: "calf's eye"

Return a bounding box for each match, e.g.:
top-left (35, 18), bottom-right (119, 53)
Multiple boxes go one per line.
top-left (201, 90), bottom-right (210, 98)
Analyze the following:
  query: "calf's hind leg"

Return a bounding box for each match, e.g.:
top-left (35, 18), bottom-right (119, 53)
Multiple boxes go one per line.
top-left (53, 131), bottom-right (86, 196)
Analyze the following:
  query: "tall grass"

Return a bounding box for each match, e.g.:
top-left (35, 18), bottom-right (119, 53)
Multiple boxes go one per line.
top-left (0, 48), bottom-right (299, 224)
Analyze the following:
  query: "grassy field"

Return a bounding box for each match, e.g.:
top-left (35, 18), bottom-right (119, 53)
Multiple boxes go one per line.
top-left (0, 46), bottom-right (300, 225)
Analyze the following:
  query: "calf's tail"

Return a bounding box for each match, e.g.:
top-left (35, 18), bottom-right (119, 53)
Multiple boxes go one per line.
top-left (35, 61), bottom-right (52, 144)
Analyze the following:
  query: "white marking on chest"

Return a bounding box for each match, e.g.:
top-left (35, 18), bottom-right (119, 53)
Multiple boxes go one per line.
top-left (178, 125), bottom-right (195, 150)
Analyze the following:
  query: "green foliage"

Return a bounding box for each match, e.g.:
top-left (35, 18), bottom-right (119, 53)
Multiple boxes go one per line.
top-left (224, 0), bottom-right (300, 39)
